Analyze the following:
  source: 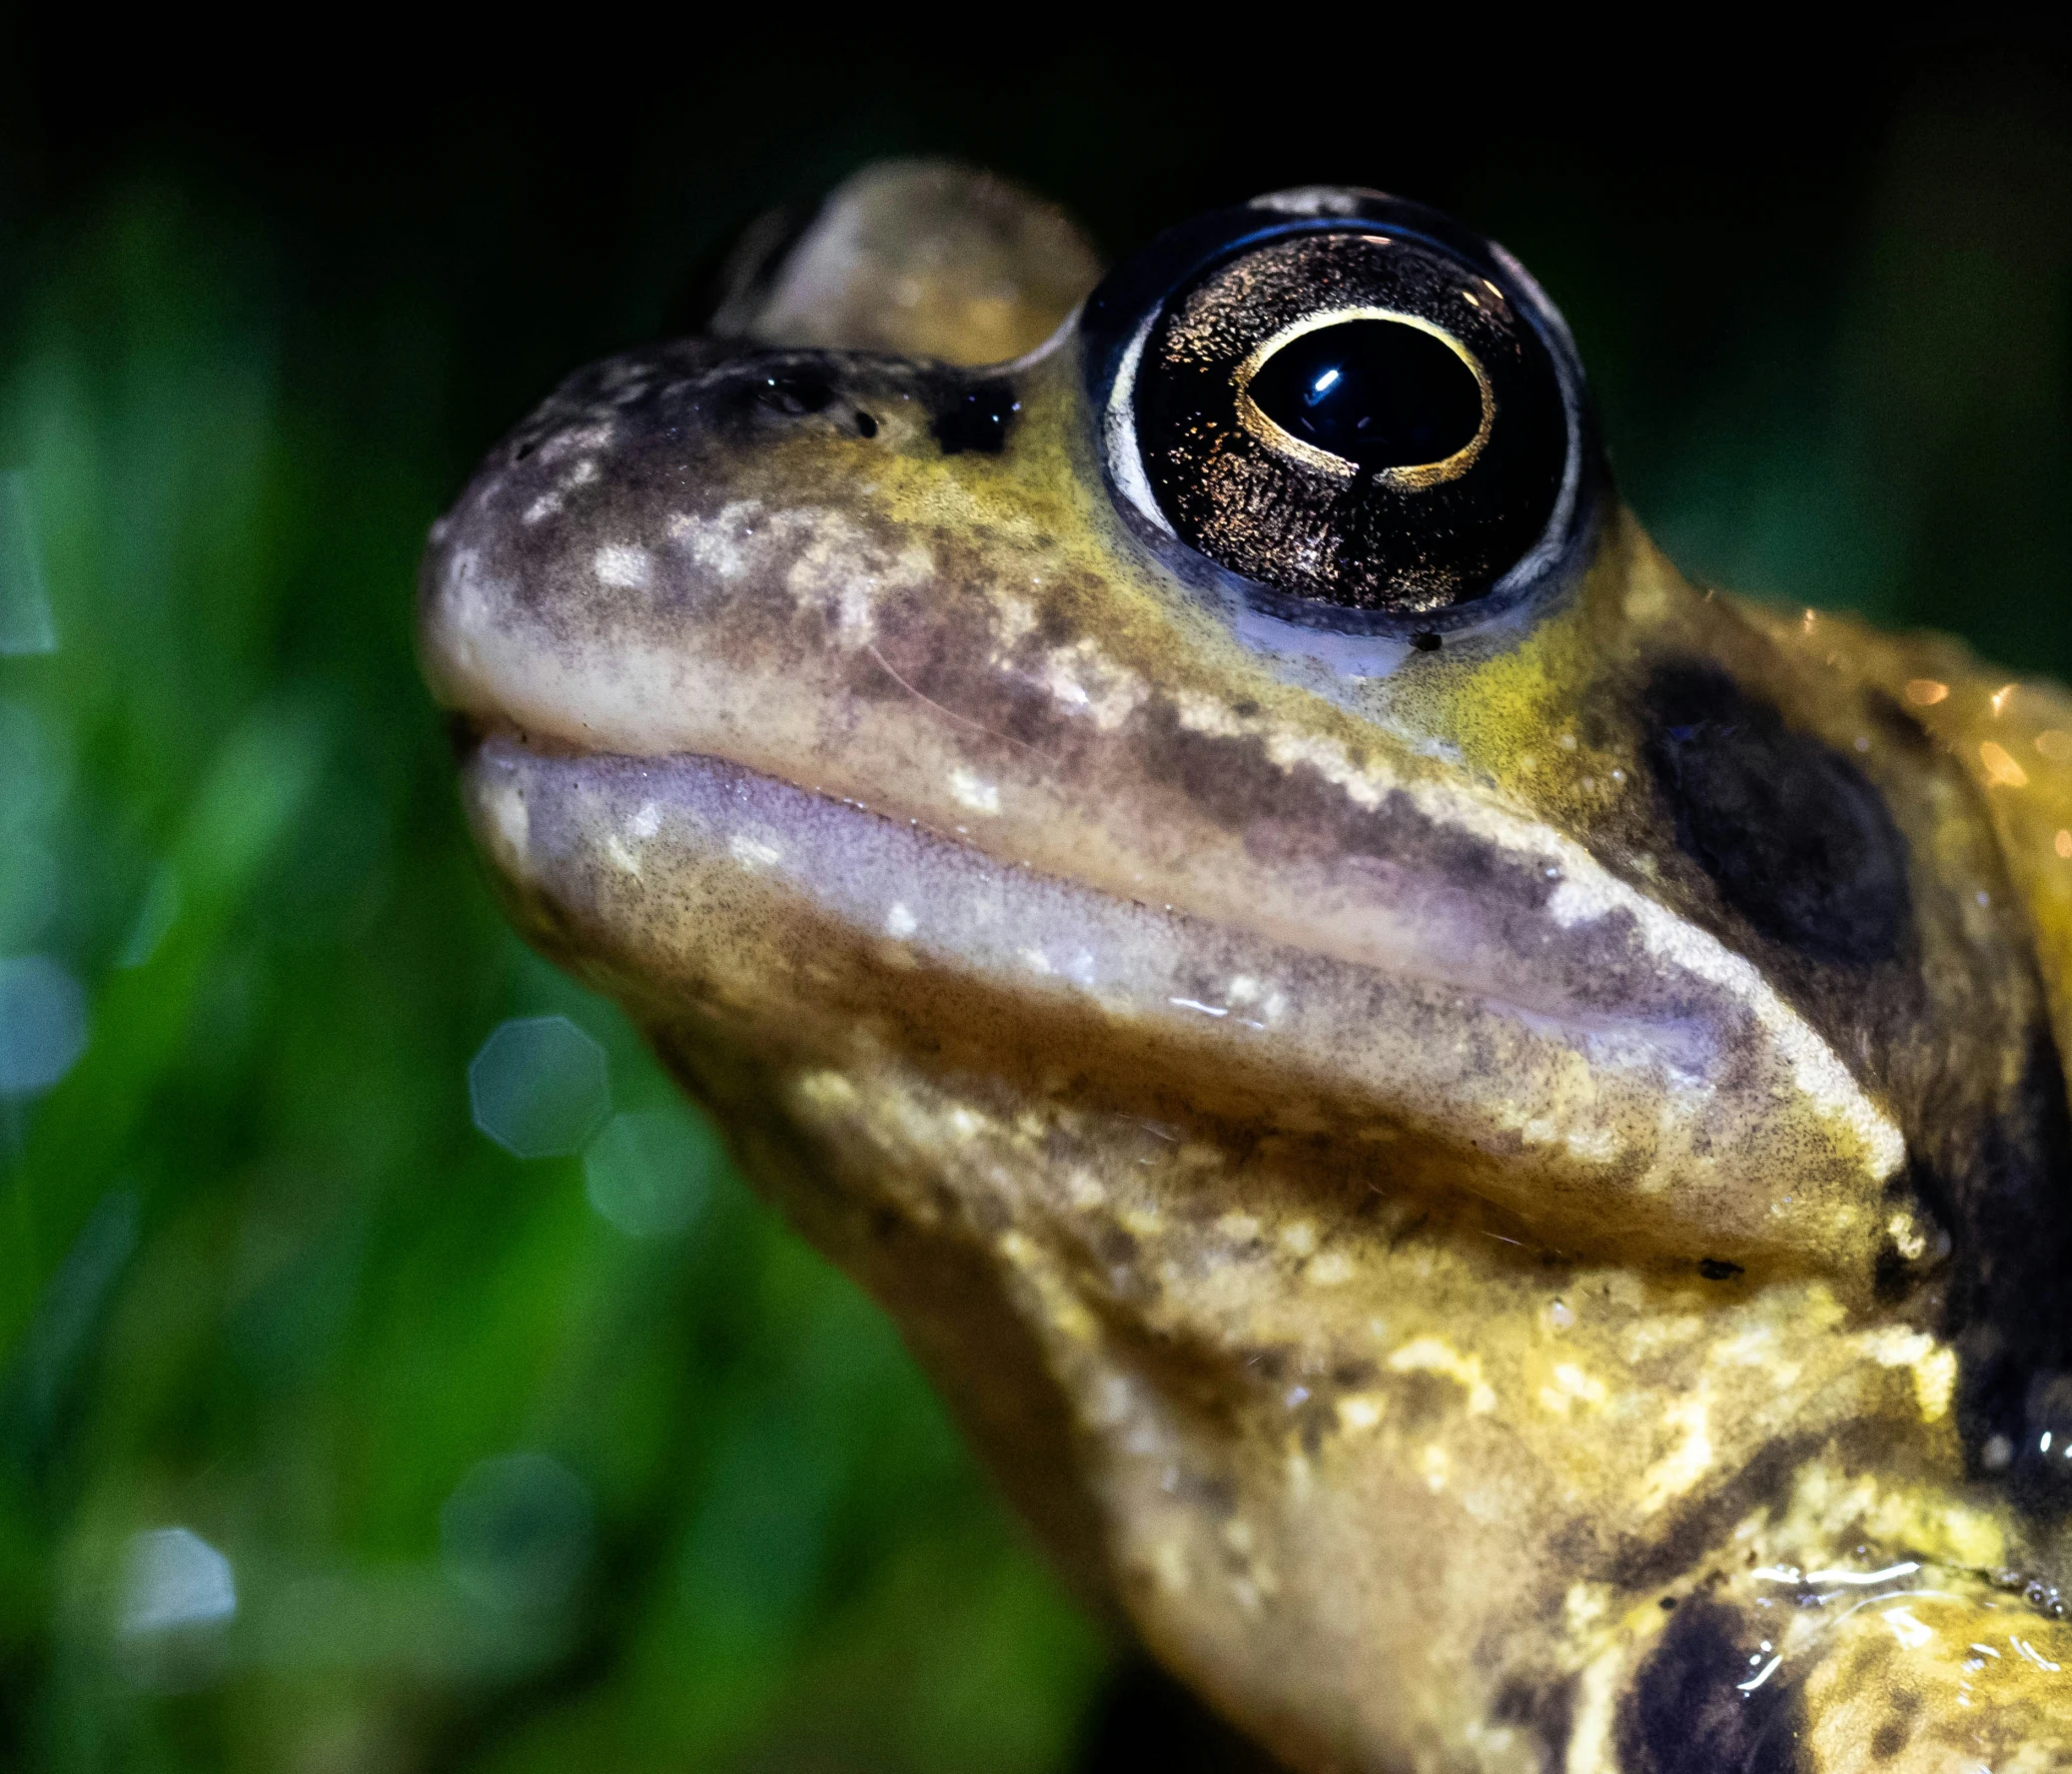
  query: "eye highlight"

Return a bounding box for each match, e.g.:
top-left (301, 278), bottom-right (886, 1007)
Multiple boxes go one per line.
top-left (1089, 199), bottom-right (1593, 631)
top-left (1237, 310), bottom-right (1492, 486)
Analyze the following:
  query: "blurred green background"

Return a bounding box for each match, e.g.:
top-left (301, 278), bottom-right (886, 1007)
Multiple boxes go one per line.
top-left (2, 38), bottom-right (2070, 1772)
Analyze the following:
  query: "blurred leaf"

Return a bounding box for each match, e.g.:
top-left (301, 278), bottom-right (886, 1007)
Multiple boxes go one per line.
top-left (2, 703), bottom-right (325, 1363)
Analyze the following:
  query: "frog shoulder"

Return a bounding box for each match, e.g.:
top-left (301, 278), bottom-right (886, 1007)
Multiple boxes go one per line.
top-left (1761, 602), bottom-right (2072, 1088)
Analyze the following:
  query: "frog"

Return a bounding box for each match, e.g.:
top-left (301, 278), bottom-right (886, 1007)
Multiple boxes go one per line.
top-left (418, 160), bottom-right (2072, 1770)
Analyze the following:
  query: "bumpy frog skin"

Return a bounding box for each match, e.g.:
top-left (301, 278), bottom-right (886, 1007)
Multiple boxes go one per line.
top-left (420, 163), bottom-right (2072, 1770)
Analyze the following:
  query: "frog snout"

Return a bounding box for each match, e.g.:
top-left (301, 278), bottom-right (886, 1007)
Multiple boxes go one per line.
top-left (493, 340), bottom-right (1026, 488)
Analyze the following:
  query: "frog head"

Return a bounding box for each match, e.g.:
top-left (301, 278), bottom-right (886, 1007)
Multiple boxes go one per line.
top-left (421, 164), bottom-right (2072, 1770)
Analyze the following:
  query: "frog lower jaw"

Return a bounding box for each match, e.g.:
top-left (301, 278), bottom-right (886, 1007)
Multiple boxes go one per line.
top-left (462, 730), bottom-right (1903, 1287)
top-left (462, 730), bottom-right (2070, 1774)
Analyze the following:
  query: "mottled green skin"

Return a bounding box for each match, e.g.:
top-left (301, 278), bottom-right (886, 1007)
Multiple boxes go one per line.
top-left (421, 167), bottom-right (2072, 1769)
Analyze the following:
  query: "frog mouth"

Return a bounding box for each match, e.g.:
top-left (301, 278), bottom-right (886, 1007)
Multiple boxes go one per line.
top-left (456, 721), bottom-right (1904, 1280)
top-left (451, 713), bottom-right (1699, 1075)
top-left (462, 721), bottom-right (1695, 1056)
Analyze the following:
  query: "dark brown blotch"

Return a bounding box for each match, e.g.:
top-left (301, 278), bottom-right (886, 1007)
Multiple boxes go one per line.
top-left (1616, 1596), bottom-right (1804, 1774)
top-left (1642, 662), bottom-right (1912, 969)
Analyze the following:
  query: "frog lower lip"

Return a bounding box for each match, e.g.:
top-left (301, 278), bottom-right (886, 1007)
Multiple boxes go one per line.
top-left (469, 720), bottom-right (1682, 1056)
top-left (467, 724), bottom-right (1647, 1079)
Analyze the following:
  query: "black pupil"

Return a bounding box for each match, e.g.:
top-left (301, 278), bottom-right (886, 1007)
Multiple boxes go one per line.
top-left (1248, 319), bottom-right (1483, 470)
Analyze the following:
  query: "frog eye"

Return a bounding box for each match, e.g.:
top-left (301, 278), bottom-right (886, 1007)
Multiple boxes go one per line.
top-left (1088, 194), bottom-right (1595, 631)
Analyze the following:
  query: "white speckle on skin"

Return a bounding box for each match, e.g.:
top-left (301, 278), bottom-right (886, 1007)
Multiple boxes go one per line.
top-left (594, 544), bottom-right (652, 589)
top-left (727, 835), bottom-right (782, 870)
top-left (1563, 1125), bottom-right (1622, 1164)
top-left (1338, 1394), bottom-right (1385, 1431)
top-left (1388, 1337), bottom-right (1498, 1415)
top-left (1038, 637), bottom-right (1148, 729)
top-left (1306, 1252), bottom-right (1354, 1287)
top-left (522, 491), bottom-right (562, 524)
top-left (1537, 1362), bottom-right (1607, 1414)
top-left (667, 501), bottom-right (759, 579)
top-left (949, 769), bottom-right (1000, 814)
top-left (533, 422), bottom-right (614, 465)
top-left (629, 803), bottom-right (660, 840)
top-left (885, 902), bottom-right (918, 939)
top-left (1087, 1373), bottom-right (1134, 1427)
top-left (1149, 1538), bottom-right (1190, 1594)
top-left (1637, 1391), bottom-right (1713, 1512)
top-left (1860, 1327), bottom-right (1957, 1420)
top-left (662, 500), bottom-right (929, 645)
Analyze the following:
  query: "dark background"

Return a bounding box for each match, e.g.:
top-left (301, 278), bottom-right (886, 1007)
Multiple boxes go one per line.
top-left (1, 31), bottom-right (2068, 1772)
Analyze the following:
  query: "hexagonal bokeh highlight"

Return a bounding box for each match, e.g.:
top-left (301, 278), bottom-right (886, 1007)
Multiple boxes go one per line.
top-left (582, 1107), bottom-right (717, 1238)
top-left (468, 1016), bottom-right (609, 1159)
top-left (0, 953), bottom-right (88, 1095)
top-left (117, 1526), bottom-right (238, 1638)
top-left (440, 1450), bottom-right (593, 1612)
